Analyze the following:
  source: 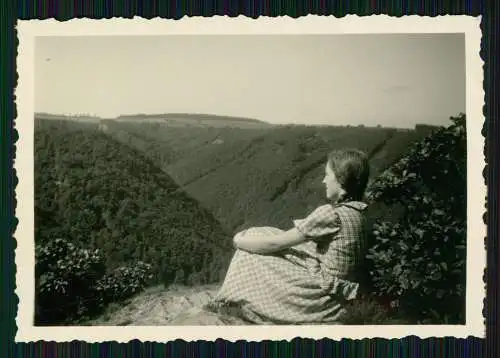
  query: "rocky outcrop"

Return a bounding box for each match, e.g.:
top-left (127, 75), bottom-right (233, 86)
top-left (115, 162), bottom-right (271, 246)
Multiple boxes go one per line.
top-left (88, 284), bottom-right (248, 326)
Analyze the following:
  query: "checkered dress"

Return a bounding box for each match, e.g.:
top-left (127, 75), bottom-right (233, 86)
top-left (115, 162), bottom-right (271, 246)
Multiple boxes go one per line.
top-left (210, 201), bottom-right (368, 325)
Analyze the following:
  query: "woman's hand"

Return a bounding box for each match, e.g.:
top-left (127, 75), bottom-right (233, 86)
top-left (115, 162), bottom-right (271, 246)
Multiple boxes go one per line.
top-left (233, 228), bottom-right (308, 254)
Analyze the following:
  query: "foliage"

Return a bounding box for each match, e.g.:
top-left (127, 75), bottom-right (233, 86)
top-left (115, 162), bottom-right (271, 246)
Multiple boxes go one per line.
top-left (95, 262), bottom-right (153, 303)
top-left (35, 237), bottom-right (152, 324)
top-left (366, 113), bottom-right (467, 324)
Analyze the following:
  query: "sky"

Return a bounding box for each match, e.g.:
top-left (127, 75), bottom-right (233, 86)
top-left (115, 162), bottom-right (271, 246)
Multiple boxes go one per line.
top-left (35, 34), bottom-right (466, 128)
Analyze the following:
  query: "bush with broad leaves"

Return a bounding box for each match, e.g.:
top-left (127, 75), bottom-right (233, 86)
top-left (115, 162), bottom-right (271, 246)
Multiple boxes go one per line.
top-left (365, 113), bottom-right (467, 324)
top-left (35, 237), bottom-right (153, 325)
top-left (95, 261), bottom-right (154, 304)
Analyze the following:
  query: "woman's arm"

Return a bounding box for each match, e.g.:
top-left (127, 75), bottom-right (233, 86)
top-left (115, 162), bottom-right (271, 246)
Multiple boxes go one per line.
top-left (233, 227), bottom-right (308, 254)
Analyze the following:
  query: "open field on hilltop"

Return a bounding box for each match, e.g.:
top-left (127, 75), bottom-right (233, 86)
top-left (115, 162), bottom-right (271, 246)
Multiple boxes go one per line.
top-left (114, 113), bottom-right (274, 129)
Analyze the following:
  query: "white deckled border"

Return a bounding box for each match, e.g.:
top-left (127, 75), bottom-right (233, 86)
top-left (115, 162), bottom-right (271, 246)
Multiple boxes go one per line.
top-left (15, 14), bottom-right (485, 342)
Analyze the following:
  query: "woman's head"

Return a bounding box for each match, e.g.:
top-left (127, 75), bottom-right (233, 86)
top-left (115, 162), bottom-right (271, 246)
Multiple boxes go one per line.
top-left (322, 149), bottom-right (370, 202)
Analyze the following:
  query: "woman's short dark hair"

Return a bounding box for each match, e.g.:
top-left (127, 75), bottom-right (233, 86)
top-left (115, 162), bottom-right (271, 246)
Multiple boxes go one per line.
top-left (327, 149), bottom-right (370, 201)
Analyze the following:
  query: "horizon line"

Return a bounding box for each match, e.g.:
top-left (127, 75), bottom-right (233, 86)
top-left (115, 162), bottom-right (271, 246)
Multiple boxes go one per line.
top-left (34, 111), bottom-right (446, 130)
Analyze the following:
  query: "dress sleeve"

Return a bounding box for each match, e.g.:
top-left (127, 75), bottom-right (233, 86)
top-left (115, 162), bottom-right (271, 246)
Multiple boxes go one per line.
top-left (293, 204), bottom-right (341, 239)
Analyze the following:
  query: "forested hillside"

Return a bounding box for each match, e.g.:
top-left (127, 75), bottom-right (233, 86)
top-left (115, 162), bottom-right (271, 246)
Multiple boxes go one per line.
top-left (102, 120), bottom-right (435, 231)
top-left (34, 119), bottom-right (234, 324)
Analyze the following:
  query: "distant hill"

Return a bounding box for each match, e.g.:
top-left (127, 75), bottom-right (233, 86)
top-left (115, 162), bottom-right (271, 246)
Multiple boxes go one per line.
top-left (101, 120), bottom-right (438, 231)
top-left (35, 118), bottom-right (234, 287)
top-left (113, 113), bottom-right (273, 129)
top-left (35, 112), bottom-right (271, 128)
top-left (35, 112), bottom-right (102, 122)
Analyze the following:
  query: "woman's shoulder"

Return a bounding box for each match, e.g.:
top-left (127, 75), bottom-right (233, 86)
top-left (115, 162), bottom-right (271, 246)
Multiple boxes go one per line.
top-left (295, 201), bottom-right (368, 228)
top-left (331, 201), bottom-right (368, 228)
top-left (305, 203), bottom-right (340, 220)
top-left (293, 204), bottom-right (341, 238)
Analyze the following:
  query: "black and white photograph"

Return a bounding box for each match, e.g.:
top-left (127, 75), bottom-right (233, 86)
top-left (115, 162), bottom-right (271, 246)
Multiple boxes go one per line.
top-left (15, 16), bottom-right (485, 342)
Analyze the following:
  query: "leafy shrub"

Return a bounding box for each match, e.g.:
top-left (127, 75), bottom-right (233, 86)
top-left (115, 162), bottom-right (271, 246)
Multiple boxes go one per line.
top-left (35, 238), bottom-right (106, 324)
top-left (94, 262), bottom-right (153, 303)
top-left (366, 113), bottom-right (467, 324)
top-left (35, 237), bottom-right (153, 325)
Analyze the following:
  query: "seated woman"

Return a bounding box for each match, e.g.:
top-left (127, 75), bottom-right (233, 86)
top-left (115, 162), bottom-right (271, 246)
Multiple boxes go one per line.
top-left (208, 149), bottom-right (371, 325)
